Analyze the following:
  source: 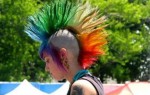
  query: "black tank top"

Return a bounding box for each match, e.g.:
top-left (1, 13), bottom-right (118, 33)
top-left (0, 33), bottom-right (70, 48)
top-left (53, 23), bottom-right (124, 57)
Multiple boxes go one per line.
top-left (67, 74), bottom-right (104, 95)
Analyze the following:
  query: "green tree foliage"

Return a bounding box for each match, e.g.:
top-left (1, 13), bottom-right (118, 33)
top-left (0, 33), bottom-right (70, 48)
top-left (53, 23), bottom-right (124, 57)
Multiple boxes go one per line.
top-left (89, 0), bottom-right (150, 83)
top-left (1, 0), bottom-right (150, 83)
top-left (0, 0), bottom-right (51, 82)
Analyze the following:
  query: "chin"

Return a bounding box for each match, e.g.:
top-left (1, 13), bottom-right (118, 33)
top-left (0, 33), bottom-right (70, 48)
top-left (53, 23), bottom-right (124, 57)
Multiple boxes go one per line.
top-left (53, 77), bottom-right (65, 82)
top-left (58, 79), bottom-right (66, 82)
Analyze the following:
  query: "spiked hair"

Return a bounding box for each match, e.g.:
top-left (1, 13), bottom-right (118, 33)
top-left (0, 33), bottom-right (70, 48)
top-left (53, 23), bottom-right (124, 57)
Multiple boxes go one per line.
top-left (25, 0), bottom-right (107, 69)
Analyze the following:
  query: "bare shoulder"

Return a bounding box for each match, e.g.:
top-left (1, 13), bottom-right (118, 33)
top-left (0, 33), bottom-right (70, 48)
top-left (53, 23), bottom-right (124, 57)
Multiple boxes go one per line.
top-left (70, 80), bottom-right (97, 95)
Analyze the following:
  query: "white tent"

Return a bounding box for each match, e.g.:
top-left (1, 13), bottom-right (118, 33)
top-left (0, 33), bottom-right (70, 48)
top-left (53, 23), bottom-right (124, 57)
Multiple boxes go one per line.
top-left (106, 82), bottom-right (150, 95)
top-left (48, 81), bottom-right (70, 95)
top-left (5, 79), bottom-right (49, 95)
top-left (5, 79), bottom-right (70, 95)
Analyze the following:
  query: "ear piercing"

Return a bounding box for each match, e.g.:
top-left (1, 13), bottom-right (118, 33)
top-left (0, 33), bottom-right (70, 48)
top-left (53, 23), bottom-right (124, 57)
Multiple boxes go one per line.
top-left (61, 58), bottom-right (69, 69)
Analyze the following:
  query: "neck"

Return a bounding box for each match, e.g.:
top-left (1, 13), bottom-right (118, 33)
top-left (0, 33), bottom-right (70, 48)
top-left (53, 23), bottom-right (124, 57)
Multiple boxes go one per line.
top-left (65, 65), bottom-right (83, 83)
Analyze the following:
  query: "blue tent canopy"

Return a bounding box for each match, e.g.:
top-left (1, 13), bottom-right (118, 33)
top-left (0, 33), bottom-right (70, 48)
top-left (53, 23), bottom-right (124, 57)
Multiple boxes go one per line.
top-left (0, 81), bottom-right (63, 95)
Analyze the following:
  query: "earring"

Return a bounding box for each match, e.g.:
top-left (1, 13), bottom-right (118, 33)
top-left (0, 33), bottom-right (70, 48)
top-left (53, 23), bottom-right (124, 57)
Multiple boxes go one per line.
top-left (64, 61), bottom-right (69, 69)
top-left (61, 58), bottom-right (69, 69)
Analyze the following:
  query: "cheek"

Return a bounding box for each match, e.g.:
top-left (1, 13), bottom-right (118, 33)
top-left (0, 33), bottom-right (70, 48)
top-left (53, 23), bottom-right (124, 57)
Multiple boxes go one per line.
top-left (45, 62), bottom-right (54, 71)
top-left (46, 62), bottom-right (57, 72)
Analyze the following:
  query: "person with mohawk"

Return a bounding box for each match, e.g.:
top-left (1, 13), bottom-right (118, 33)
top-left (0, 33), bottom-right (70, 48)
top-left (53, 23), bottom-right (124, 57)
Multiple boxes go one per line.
top-left (25, 0), bottom-right (107, 95)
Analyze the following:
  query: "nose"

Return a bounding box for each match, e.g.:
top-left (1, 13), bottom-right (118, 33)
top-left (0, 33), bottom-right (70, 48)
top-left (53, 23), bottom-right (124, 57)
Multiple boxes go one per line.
top-left (45, 65), bottom-right (49, 72)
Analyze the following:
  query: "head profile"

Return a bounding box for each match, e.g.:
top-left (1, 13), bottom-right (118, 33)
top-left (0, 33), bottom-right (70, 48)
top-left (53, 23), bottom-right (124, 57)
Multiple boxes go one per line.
top-left (25, 0), bottom-right (108, 81)
top-left (41, 29), bottom-right (80, 71)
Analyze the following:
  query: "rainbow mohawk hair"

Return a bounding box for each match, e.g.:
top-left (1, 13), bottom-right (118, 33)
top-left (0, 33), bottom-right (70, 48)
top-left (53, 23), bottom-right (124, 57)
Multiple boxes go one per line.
top-left (25, 0), bottom-right (108, 69)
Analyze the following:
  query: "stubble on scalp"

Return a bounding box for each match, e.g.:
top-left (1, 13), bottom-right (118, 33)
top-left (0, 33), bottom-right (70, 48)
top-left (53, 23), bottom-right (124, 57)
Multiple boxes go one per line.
top-left (49, 29), bottom-right (79, 59)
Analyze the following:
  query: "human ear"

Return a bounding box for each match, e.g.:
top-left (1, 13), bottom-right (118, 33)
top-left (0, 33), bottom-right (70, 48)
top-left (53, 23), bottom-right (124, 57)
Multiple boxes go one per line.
top-left (59, 48), bottom-right (67, 59)
top-left (59, 48), bottom-right (69, 70)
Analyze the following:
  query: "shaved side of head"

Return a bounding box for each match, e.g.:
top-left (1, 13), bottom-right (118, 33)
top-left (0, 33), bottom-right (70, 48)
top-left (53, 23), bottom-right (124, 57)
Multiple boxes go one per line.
top-left (48, 29), bottom-right (80, 60)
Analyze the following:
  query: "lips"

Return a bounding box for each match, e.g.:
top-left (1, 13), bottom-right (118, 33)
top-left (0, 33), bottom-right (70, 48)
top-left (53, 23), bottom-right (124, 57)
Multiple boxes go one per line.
top-left (50, 72), bottom-right (52, 75)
